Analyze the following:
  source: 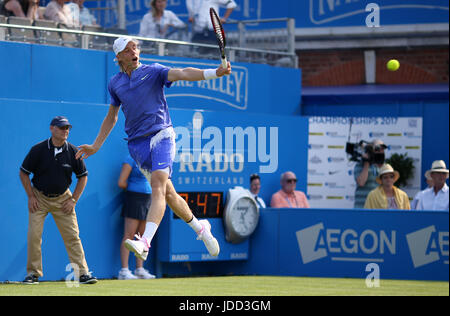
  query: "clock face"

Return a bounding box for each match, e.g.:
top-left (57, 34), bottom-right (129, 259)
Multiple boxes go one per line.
top-left (230, 197), bottom-right (258, 236)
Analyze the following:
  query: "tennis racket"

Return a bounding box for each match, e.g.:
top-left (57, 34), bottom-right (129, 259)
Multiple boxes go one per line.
top-left (209, 7), bottom-right (228, 68)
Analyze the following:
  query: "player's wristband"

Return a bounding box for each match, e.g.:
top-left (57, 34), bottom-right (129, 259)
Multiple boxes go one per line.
top-left (203, 69), bottom-right (218, 80)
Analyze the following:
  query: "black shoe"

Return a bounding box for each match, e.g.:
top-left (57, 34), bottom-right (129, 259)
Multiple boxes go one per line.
top-left (22, 274), bottom-right (39, 285)
top-left (79, 274), bottom-right (98, 284)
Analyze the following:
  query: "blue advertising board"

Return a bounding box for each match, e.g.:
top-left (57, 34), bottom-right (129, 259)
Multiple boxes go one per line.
top-left (169, 108), bottom-right (308, 203)
top-left (88, 0), bottom-right (449, 34)
top-left (156, 107), bottom-right (309, 263)
top-left (292, 0), bottom-right (449, 27)
top-left (155, 208), bottom-right (449, 281)
top-left (157, 217), bottom-right (250, 262)
top-left (105, 53), bottom-right (302, 116)
top-left (277, 209), bottom-right (449, 281)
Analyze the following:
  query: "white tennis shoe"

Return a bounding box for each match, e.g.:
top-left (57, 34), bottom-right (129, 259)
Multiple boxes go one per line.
top-left (124, 234), bottom-right (149, 261)
top-left (118, 268), bottom-right (138, 280)
top-left (197, 220), bottom-right (220, 257)
top-left (134, 268), bottom-right (156, 279)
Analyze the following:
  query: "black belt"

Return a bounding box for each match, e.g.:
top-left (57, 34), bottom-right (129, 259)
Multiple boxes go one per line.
top-left (44, 193), bottom-right (62, 198)
top-left (38, 190), bottom-right (63, 198)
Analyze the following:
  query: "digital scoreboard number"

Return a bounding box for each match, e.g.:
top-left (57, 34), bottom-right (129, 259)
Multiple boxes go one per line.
top-left (175, 192), bottom-right (224, 219)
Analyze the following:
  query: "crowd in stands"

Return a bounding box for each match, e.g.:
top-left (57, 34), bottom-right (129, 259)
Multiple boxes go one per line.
top-left (250, 140), bottom-right (448, 211)
top-left (1, 0), bottom-right (236, 43)
top-left (0, 0), bottom-right (41, 19)
top-left (0, 0), bottom-right (96, 26)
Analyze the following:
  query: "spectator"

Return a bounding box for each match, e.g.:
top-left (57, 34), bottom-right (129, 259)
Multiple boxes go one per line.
top-left (0, 0), bottom-right (41, 20)
top-left (416, 160), bottom-right (449, 211)
top-left (71, 0), bottom-right (96, 26)
top-left (117, 154), bottom-right (155, 280)
top-left (249, 173), bottom-right (266, 208)
top-left (186, 0), bottom-right (236, 45)
top-left (139, 0), bottom-right (185, 39)
top-left (410, 174), bottom-right (434, 210)
top-left (364, 164), bottom-right (410, 210)
top-left (44, 0), bottom-right (78, 27)
top-left (65, 1), bottom-right (79, 27)
top-left (19, 116), bottom-right (97, 285)
top-left (353, 139), bottom-right (387, 208)
top-left (270, 171), bottom-right (310, 208)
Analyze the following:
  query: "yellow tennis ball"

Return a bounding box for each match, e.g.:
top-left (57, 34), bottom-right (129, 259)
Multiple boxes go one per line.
top-left (387, 59), bottom-right (400, 71)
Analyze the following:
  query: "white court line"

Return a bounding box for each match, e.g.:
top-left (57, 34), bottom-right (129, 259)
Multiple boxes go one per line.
top-left (331, 257), bottom-right (384, 263)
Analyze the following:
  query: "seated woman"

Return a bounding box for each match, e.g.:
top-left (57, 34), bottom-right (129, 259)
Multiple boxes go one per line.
top-left (364, 164), bottom-right (411, 210)
top-left (138, 0), bottom-right (185, 39)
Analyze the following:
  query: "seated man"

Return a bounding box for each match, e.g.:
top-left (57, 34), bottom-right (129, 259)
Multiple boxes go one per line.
top-left (249, 173), bottom-right (266, 208)
top-left (416, 160), bottom-right (449, 211)
top-left (270, 171), bottom-right (310, 208)
top-left (71, 0), bottom-right (96, 26)
top-left (44, 0), bottom-right (78, 27)
top-left (410, 174), bottom-right (433, 210)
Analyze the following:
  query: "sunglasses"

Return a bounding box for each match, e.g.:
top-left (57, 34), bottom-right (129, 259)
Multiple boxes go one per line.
top-left (286, 179), bottom-right (297, 184)
top-left (382, 174), bottom-right (395, 179)
top-left (57, 126), bottom-right (71, 131)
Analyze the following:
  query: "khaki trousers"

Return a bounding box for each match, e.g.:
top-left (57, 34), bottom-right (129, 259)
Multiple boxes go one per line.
top-left (27, 187), bottom-right (89, 277)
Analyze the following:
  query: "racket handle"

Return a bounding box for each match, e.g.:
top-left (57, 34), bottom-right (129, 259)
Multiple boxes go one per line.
top-left (221, 56), bottom-right (228, 68)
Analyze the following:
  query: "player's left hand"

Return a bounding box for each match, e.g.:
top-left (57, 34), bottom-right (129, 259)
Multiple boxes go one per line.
top-left (217, 62), bottom-right (231, 77)
top-left (62, 198), bottom-right (76, 214)
top-left (76, 144), bottom-right (98, 160)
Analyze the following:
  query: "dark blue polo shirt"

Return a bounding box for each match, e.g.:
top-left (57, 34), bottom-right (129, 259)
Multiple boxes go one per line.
top-left (20, 138), bottom-right (88, 196)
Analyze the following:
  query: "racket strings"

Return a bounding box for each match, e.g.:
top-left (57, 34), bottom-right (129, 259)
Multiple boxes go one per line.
top-left (212, 19), bottom-right (224, 42)
top-left (210, 8), bottom-right (226, 53)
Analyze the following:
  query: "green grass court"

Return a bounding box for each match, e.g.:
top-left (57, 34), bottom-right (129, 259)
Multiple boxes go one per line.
top-left (0, 276), bottom-right (448, 296)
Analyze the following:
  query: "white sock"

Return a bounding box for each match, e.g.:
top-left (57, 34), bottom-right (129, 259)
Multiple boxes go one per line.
top-left (142, 222), bottom-right (159, 247)
top-left (187, 216), bottom-right (203, 233)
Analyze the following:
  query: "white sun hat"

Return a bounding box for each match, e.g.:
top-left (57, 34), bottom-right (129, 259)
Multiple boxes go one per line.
top-left (425, 160), bottom-right (449, 179)
top-left (376, 164), bottom-right (400, 184)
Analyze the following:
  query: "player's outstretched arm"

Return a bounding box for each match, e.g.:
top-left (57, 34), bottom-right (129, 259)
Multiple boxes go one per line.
top-left (167, 62), bottom-right (231, 82)
top-left (76, 105), bottom-right (120, 160)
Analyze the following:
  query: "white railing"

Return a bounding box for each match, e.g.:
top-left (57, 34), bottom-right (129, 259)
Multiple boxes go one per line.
top-left (0, 22), bottom-right (297, 68)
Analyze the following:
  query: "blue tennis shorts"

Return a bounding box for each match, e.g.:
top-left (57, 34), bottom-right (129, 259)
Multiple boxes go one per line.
top-left (127, 127), bottom-right (176, 179)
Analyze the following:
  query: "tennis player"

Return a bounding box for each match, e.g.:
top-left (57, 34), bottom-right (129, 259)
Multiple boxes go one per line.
top-left (76, 37), bottom-right (231, 260)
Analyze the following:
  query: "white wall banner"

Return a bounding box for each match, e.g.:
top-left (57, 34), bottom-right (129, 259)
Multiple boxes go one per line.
top-left (307, 117), bottom-right (423, 209)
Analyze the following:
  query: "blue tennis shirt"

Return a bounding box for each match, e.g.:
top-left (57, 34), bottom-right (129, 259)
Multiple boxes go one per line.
top-left (108, 63), bottom-right (173, 141)
top-left (123, 154), bottom-right (151, 194)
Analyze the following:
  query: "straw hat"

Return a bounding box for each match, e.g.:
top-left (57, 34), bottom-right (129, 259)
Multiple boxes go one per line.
top-left (376, 164), bottom-right (400, 184)
top-left (425, 160), bottom-right (449, 179)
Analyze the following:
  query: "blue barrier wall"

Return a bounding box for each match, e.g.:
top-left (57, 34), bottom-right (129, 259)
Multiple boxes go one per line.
top-left (0, 41), bottom-right (301, 116)
top-left (154, 208), bottom-right (449, 281)
top-left (0, 98), bottom-right (128, 282)
top-left (0, 42), bottom-right (448, 282)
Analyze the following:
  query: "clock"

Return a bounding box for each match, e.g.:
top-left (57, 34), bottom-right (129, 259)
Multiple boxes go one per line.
top-left (175, 192), bottom-right (224, 219)
top-left (223, 187), bottom-right (260, 244)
